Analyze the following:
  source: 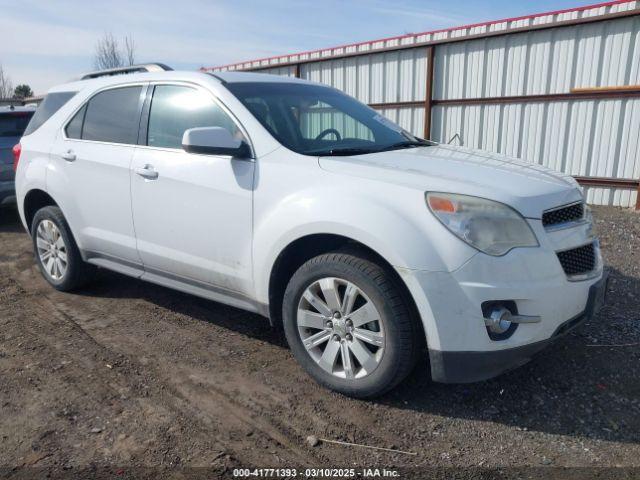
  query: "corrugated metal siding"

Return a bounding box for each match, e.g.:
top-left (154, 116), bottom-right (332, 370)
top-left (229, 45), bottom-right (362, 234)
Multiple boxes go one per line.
top-left (299, 48), bottom-right (428, 104)
top-left (433, 16), bottom-right (640, 99)
top-left (215, 4), bottom-right (640, 207)
top-left (431, 15), bottom-right (640, 206)
top-left (432, 97), bottom-right (639, 206)
top-left (372, 106), bottom-right (425, 136)
top-left (254, 65), bottom-right (298, 77)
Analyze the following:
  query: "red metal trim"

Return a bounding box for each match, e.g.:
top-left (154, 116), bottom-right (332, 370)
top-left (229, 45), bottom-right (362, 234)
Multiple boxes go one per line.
top-left (204, 0), bottom-right (635, 71)
top-left (366, 85), bottom-right (640, 109)
top-left (230, 10), bottom-right (640, 71)
top-left (368, 101), bottom-right (424, 109)
top-left (574, 176), bottom-right (639, 189)
top-left (432, 89), bottom-right (640, 106)
top-left (424, 46), bottom-right (435, 140)
top-left (575, 176), bottom-right (640, 209)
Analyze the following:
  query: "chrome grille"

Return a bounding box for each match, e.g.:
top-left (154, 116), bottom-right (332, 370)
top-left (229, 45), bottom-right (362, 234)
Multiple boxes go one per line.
top-left (542, 202), bottom-right (584, 228)
top-left (557, 243), bottom-right (596, 277)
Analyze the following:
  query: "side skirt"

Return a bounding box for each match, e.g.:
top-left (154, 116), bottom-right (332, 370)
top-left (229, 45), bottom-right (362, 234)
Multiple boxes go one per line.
top-left (83, 250), bottom-right (270, 319)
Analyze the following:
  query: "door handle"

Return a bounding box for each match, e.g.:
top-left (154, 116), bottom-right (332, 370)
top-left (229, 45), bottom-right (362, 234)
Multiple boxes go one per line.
top-left (61, 150), bottom-right (76, 162)
top-left (135, 164), bottom-right (159, 180)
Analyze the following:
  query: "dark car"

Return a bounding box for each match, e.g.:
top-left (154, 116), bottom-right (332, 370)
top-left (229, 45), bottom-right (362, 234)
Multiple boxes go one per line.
top-left (1, 105), bottom-right (35, 205)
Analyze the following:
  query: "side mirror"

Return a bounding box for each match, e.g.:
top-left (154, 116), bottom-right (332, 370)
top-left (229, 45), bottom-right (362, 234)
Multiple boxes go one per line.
top-left (182, 127), bottom-right (251, 158)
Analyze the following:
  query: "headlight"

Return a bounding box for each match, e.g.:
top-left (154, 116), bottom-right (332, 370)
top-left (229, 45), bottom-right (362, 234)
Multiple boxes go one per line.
top-left (426, 192), bottom-right (539, 256)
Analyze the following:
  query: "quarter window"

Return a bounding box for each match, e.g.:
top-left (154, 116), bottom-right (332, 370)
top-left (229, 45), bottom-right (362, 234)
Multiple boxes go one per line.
top-left (82, 86), bottom-right (142, 144)
top-left (65, 104), bottom-right (86, 139)
top-left (23, 91), bottom-right (76, 136)
top-left (147, 85), bottom-right (242, 149)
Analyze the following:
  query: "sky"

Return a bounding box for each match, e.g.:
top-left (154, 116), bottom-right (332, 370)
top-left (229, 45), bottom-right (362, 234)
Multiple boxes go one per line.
top-left (1, 0), bottom-right (598, 94)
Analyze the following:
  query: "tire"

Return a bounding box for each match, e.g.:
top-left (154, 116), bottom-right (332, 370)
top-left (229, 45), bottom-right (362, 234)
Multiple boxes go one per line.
top-left (31, 206), bottom-right (95, 291)
top-left (282, 251), bottom-right (419, 398)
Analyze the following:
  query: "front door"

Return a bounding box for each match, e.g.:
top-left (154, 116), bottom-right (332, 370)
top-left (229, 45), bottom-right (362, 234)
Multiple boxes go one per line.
top-left (130, 84), bottom-right (254, 294)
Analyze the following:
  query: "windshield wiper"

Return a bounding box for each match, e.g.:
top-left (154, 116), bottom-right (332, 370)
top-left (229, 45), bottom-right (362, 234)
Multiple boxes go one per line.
top-left (310, 140), bottom-right (432, 156)
top-left (376, 140), bottom-right (432, 152)
top-left (312, 147), bottom-right (380, 156)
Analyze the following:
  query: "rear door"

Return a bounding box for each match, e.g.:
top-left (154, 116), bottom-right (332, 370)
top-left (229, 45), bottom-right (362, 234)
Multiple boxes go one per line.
top-left (50, 85), bottom-right (146, 264)
top-left (130, 83), bottom-right (254, 292)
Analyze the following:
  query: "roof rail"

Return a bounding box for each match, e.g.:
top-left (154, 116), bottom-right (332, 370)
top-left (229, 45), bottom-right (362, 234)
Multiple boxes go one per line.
top-left (80, 63), bottom-right (173, 80)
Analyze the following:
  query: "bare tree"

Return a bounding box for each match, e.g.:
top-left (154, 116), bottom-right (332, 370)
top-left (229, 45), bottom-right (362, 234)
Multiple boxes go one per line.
top-left (124, 35), bottom-right (136, 67)
top-left (93, 33), bottom-right (136, 70)
top-left (0, 64), bottom-right (14, 99)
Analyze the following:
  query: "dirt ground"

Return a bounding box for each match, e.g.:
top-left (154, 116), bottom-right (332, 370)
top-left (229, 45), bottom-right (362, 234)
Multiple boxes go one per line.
top-left (0, 205), bottom-right (638, 479)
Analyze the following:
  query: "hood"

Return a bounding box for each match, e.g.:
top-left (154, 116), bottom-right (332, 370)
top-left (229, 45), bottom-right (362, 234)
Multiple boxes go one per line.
top-left (318, 144), bottom-right (582, 218)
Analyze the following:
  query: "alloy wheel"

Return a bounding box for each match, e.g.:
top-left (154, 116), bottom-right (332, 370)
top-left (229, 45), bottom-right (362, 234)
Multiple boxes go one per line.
top-left (297, 277), bottom-right (385, 379)
top-left (36, 220), bottom-right (68, 281)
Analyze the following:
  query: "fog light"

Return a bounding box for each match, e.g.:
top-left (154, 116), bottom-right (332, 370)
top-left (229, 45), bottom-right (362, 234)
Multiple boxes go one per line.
top-left (482, 303), bottom-right (542, 341)
top-left (485, 307), bottom-right (513, 334)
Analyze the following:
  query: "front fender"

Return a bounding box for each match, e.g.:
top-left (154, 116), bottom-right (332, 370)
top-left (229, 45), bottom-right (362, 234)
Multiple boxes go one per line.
top-left (252, 184), bottom-right (476, 305)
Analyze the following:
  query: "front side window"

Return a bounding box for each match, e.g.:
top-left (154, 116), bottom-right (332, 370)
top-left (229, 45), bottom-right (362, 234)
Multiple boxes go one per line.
top-left (146, 85), bottom-right (242, 149)
top-left (82, 86), bottom-right (142, 144)
top-left (226, 82), bottom-right (430, 156)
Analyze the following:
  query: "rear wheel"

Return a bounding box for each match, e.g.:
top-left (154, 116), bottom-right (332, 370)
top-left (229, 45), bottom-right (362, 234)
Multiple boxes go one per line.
top-left (31, 206), bottom-right (95, 291)
top-left (282, 251), bottom-right (419, 398)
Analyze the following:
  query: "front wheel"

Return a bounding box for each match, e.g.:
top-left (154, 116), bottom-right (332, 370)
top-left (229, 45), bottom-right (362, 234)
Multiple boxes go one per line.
top-left (282, 251), bottom-right (419, 398)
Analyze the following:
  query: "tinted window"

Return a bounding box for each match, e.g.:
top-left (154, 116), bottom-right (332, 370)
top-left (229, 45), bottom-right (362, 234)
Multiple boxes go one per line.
top-left (0, 112), bottom-right (34, 137)
top-left (65, 105), bottom-right (86, 139)
top-left (227, 82), bottom-right (427, 156)
top-left (147, 85), bottom-right (242, 149)
top-left (82, 86), bottom-right (142, 144)
top-left (23, 92), bottom-right (76, 136)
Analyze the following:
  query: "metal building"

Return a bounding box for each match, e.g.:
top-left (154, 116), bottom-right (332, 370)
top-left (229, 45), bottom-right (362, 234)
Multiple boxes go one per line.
top-left (205, 0), bottom-right (640, 209)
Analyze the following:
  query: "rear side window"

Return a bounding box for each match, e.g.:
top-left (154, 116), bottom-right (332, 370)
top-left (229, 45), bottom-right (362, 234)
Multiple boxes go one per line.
top-left (65, 105), bottom-right (86, 139)
top-left (146, 85), bottom-right (242, 149)
top-left (0, 112), bottom-right (34, 137)
top-left (23, 92), bottom-right (76, 136)
top-left (81, 86), bottom-right (142, 144)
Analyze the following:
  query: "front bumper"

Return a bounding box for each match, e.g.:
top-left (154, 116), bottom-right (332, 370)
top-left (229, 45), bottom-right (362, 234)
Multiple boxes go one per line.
top-left (396, 214), bottom-right (605, 383)
top-left (428, 272), bottom-right (608, 383)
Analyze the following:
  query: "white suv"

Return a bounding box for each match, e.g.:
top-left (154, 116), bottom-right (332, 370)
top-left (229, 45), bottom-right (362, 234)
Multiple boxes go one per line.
top-left (15, 64), bottom-right (607, 398)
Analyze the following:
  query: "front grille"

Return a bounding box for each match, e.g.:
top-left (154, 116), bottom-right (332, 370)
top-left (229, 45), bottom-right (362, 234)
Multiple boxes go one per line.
top-left (542, 202), bottom-right (584, 228)
top-left (557, 243), bottom-right (596, 277)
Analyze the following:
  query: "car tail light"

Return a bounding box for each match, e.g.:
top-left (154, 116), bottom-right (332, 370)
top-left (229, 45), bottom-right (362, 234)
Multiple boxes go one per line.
top-left (12, 143), bottom-right (21, 171)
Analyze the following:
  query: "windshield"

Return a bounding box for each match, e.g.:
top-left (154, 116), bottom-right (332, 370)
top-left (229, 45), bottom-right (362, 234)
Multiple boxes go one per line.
top-left (225, 82), bottom-right (431, 156)
top-left (0, 112), bottom-right (34, 137)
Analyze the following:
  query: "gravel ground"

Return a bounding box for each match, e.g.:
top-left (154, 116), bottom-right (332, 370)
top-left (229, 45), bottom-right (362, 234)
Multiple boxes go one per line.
top-left (0, 205), bottom-right (638, 479)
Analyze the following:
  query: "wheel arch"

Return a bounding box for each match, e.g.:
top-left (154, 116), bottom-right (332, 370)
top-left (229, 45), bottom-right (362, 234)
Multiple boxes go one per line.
top-left (266, 233), bottom-right (425, 347)
top-left (23, 189), bottom-right (59, 233)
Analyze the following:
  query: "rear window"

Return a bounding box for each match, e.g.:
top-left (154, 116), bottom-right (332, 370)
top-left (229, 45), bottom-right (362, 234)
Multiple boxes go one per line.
top-left (0, 112), bottom-right (34, 137)
top-left (23, 91), bottom-right (76, 136)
